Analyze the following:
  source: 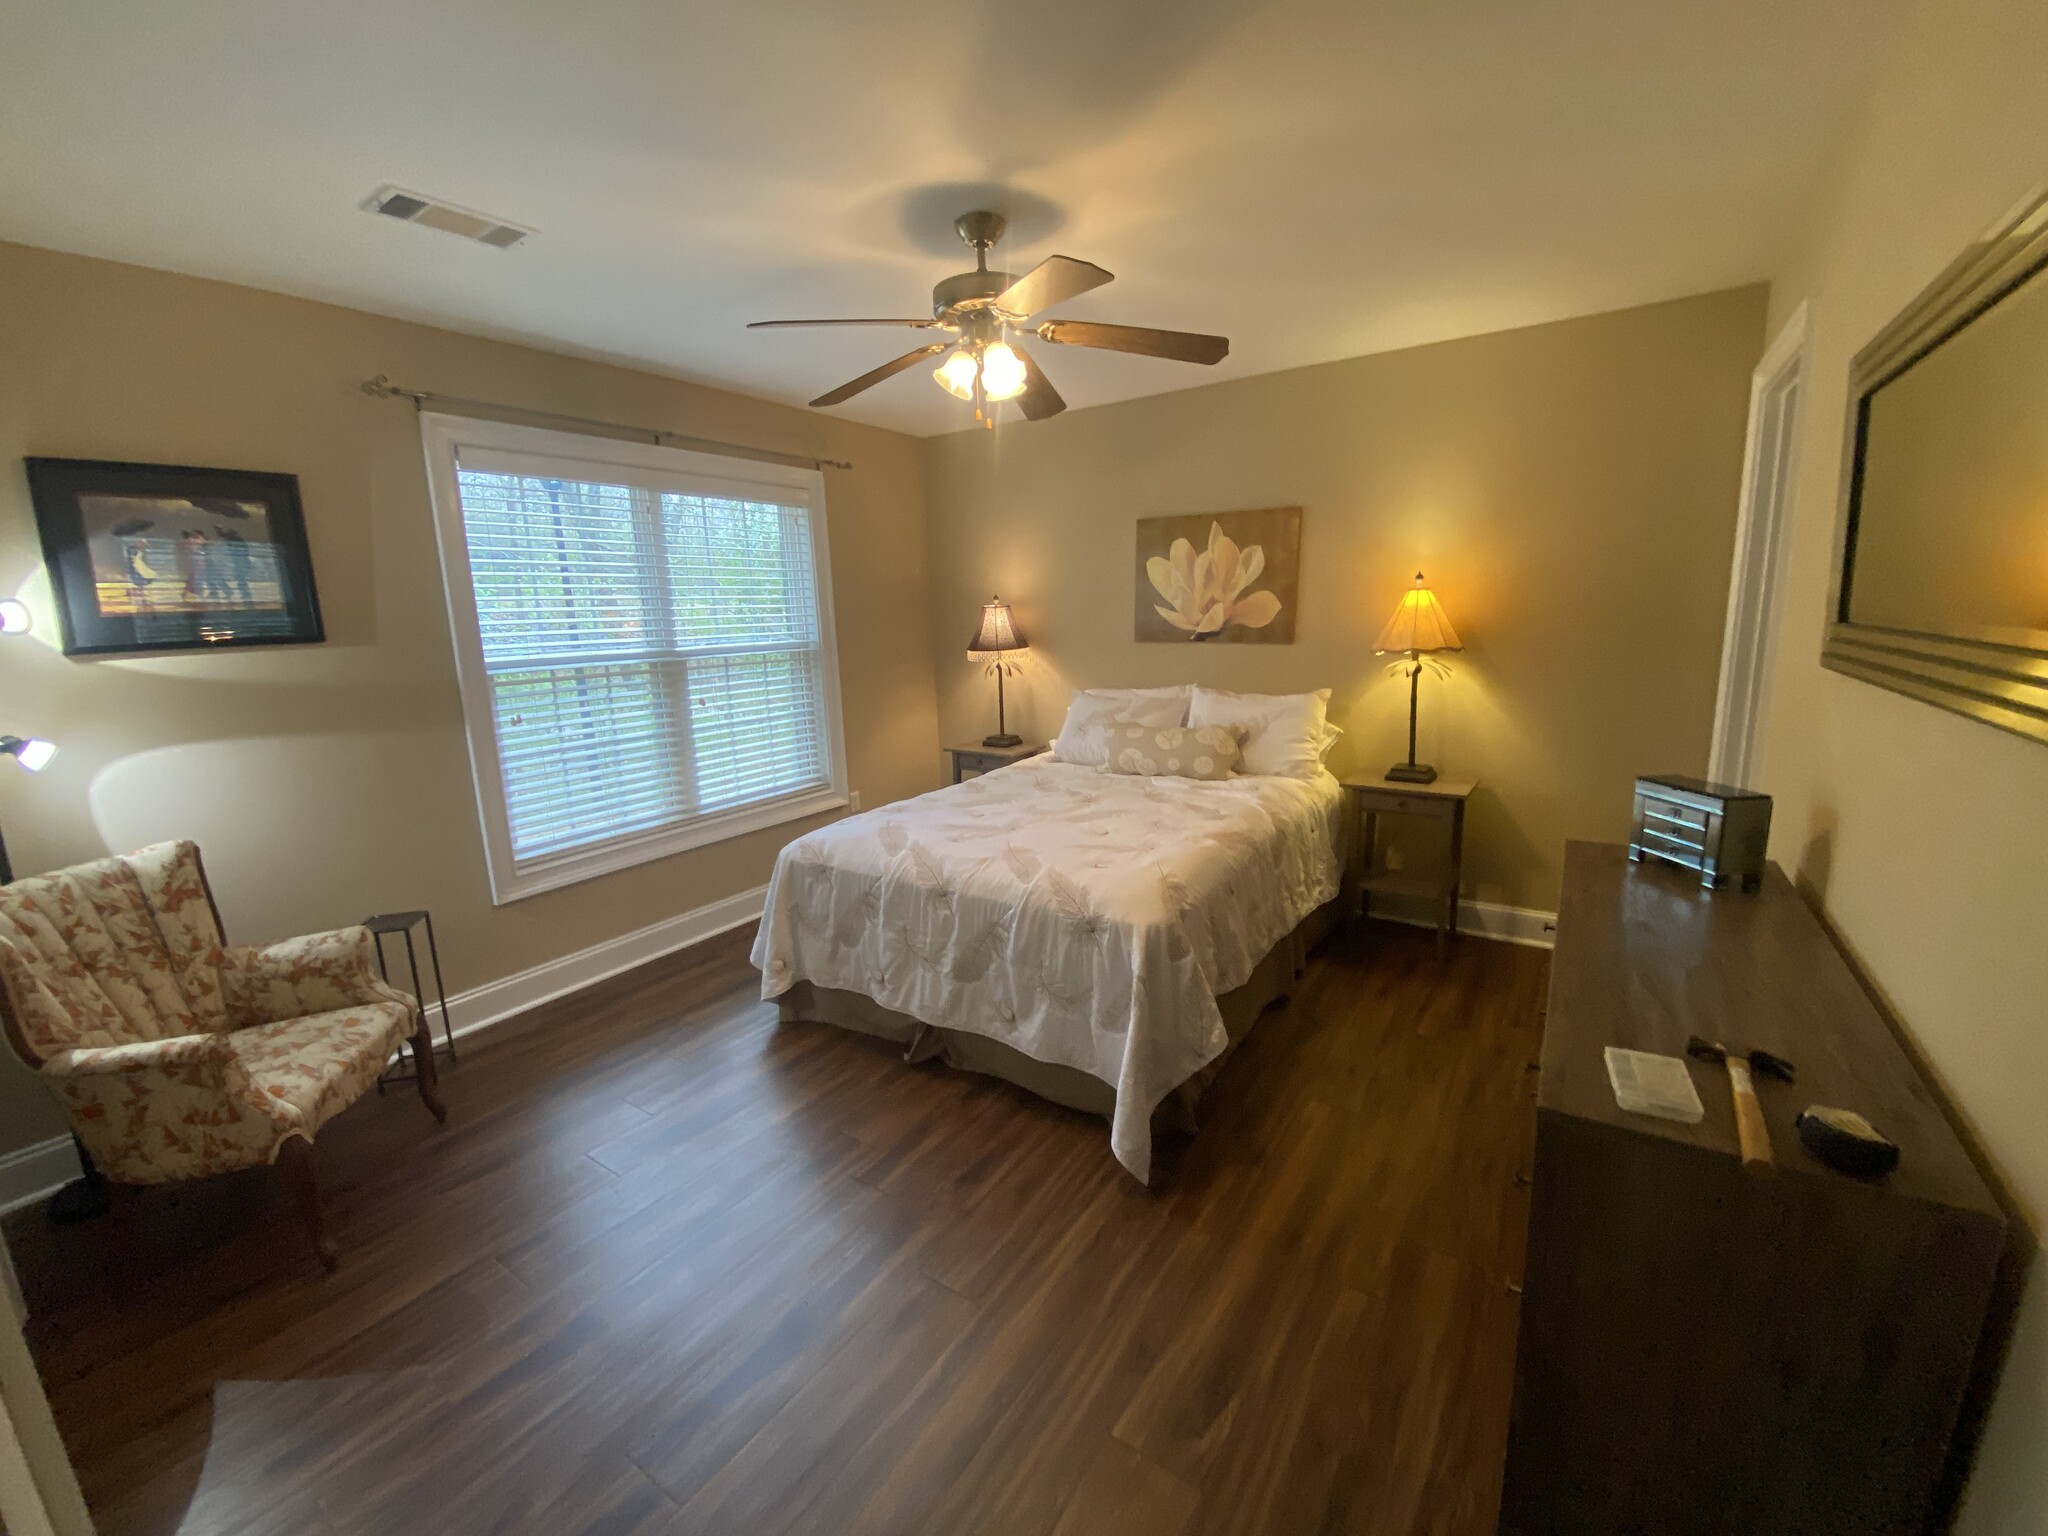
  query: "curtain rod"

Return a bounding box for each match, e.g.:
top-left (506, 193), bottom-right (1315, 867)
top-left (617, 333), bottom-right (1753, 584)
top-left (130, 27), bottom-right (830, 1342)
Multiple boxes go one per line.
top-left (358, 376), bottom-right (853, 472)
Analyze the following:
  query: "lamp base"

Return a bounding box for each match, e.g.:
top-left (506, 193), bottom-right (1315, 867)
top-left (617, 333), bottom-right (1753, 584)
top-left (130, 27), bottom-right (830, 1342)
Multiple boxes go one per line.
top-left (982, 732), bottom-right (1023, 749)
top-left (1385, 761), bottom-right (1438, 784)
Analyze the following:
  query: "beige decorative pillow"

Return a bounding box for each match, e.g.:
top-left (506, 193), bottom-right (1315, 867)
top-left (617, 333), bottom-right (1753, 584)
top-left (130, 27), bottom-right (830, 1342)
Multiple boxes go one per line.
top-left (1101, 721), bottom-right (1245, 780)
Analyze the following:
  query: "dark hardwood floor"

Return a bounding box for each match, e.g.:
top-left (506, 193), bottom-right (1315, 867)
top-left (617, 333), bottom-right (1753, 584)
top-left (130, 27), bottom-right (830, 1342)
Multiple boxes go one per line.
top-left (7, 918), bottom-right (1547, 1536)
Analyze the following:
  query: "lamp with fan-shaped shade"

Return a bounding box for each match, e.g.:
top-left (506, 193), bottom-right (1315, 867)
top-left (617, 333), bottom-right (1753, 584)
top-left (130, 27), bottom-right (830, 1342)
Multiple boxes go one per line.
top-left (966, 596), bottom-right (1029, 748)
top-left (1372, 572), bottom-right (1463, 784)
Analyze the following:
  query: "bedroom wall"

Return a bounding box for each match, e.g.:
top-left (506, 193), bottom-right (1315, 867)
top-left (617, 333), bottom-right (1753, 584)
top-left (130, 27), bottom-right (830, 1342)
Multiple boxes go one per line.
top-left (921, 285), bottom-right (1768, 916)
top-left (0, 240), bottom-right (940, 1157)
top-left (1749, 0), bottom-right (2048, 1526)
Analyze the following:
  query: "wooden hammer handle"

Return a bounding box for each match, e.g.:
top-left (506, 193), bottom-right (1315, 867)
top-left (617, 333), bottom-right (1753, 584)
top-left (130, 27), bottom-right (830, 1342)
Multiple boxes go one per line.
top-left (1725, 1057), bottom-right (1775, 1178)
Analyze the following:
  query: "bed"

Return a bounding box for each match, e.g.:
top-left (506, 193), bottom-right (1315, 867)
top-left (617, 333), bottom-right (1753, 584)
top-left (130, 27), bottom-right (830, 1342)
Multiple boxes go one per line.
top-left (751, 751), bottom-right (1344, 1181)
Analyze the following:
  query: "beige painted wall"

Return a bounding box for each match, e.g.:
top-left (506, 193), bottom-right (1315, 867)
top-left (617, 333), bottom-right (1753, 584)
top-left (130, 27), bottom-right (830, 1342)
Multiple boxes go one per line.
top-left (0, 241), bottom-right (940, 1156)
top-left (922, 286), bottom-right (1768, 915)
top-left (1751, 0), bottom-right (2048, 1527)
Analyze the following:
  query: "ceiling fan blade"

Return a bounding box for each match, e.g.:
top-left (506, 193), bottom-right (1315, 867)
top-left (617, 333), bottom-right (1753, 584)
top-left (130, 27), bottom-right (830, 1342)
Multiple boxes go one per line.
top-left (749, 318), bottom-right (940, 329)
top-left (995, 256), bottom-right (1113, 319)
top-left (1034, 320), bottom-right (1229, 365)
top-left (1013, 344), bottom-right (1066, 421)
top-left (808, 343), bottom-right (952, 408)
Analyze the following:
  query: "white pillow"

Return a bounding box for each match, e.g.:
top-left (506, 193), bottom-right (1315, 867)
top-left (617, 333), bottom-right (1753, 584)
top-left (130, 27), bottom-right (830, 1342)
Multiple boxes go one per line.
top-left (1187, 687), bottom-right (1335, 778)
top-left (1051, 686), bottom-right (1191, 767)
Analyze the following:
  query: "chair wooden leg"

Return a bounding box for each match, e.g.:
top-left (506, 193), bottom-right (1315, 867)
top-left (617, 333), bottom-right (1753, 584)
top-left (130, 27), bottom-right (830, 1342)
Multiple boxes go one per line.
top-left (412, 1017), bottom-right (447, 1124)
top-left (277, 1137), bottom-right (338, 1272)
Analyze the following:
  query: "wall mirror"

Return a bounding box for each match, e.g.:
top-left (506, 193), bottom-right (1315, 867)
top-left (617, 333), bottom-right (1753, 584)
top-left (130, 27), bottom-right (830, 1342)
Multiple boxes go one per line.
top-left (1825, 179), bottom-right (2048, 746)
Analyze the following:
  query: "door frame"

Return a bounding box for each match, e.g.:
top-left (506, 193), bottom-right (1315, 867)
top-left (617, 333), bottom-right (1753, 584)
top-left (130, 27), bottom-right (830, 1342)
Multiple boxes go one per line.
top-left (0, 1238), bottom-right (94, 1535)
top-left (1707, 301), bottom-right (1811, 788)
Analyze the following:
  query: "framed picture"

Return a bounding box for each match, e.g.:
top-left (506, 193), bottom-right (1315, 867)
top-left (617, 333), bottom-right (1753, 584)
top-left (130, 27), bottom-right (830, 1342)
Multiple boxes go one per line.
top-left (25, 458), bottom-right (325, 656)
top-left (1135, 505), bottom-right (1301, 643)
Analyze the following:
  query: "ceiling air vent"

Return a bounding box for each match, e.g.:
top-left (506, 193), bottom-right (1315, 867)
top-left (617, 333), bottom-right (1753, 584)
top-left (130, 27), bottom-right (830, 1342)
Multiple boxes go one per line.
top-left (362, 185), bottom-right (532, 249)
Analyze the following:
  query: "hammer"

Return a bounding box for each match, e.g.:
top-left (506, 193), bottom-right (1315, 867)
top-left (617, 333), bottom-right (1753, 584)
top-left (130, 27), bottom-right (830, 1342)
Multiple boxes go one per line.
top-left (1686, 1037), bottom-right (1797, 1177)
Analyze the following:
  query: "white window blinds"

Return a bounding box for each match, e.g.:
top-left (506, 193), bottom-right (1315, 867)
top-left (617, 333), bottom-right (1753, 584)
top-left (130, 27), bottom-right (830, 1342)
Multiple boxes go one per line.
top-left (424, 417), bottom-right (845, 903)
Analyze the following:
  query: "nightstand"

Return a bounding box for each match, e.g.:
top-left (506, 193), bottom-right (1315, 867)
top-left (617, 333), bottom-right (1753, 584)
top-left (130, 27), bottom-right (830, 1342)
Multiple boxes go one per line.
top-left (946, 741), bottom-right (1046, 784)
top-left (1341, 775), bottom-right (1476, 957)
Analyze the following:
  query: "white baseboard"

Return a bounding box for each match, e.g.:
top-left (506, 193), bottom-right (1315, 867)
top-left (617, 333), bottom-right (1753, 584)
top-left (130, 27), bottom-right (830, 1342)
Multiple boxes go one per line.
top-left (1364, 893), bottom-right (1557, 949)
top-left (0, 883), bottom-right (771, 1218)
top-left (440, 882), bottom-right (770, 1042)
top-left (0, 1136), bottom-right (82, 1218)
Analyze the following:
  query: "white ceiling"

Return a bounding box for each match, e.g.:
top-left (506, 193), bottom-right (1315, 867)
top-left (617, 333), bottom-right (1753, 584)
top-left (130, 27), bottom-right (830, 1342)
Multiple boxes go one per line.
top-left (0, 0), bottom-right (1902, 437)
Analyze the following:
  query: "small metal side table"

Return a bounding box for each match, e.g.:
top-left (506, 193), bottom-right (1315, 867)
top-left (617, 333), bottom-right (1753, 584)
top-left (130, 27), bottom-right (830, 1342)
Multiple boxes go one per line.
top-left (364, 910), bottom-right (455, 1082)
top-left (945, 741), bottom-right (1046, 784)
top-left (1341, 775), bottom-right (1476, 958)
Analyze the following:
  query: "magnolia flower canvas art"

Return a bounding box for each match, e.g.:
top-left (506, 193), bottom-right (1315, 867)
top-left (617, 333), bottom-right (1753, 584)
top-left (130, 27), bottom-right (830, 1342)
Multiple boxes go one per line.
top-left (1134, 506), bottom-right (1301, 644)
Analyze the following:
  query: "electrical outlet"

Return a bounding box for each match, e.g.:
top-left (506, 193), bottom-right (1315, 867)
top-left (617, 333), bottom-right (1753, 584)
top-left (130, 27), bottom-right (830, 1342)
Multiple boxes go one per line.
top-left (849, 790), bottom-right (862, 811)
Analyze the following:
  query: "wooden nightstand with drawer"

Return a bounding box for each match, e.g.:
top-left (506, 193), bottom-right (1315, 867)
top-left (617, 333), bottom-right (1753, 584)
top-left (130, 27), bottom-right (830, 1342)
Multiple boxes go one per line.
top-left (1341, 775), bottom-right (1476, 957)
top-left (945, 741), bottom-right (1046, 784)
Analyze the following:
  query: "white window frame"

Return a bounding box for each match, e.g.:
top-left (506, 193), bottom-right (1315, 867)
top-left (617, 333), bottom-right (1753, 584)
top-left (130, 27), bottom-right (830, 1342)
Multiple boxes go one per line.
top-left (419, 412), bottom-right (849, 904)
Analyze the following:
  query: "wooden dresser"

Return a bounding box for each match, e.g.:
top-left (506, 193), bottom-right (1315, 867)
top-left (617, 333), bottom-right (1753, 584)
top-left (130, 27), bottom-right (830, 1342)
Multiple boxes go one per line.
top-left (1500, 842), bottom-right (2005, 1536)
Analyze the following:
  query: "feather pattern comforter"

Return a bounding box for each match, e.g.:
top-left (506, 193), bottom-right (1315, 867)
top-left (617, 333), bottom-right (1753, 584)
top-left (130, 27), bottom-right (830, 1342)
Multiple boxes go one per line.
top-left (752, 756), bottom-right (1343, 1180)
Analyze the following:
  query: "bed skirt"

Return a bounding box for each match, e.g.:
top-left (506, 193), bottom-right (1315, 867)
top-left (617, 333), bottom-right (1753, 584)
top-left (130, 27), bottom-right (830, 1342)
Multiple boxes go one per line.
top-left (775, 896), bottom-right (1341, 1135)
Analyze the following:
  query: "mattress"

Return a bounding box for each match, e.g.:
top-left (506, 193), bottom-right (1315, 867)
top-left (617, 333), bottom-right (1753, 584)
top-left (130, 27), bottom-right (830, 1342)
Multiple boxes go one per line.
top-left (751, 755), bottom-right (1344, 1180)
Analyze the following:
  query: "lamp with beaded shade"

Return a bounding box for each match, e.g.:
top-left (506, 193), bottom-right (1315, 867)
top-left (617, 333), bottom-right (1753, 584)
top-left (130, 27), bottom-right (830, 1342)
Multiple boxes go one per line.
top-left (1373, 572), bottom-right (1462, 784)
top-left (967, 596), bottom-right (1029, 748)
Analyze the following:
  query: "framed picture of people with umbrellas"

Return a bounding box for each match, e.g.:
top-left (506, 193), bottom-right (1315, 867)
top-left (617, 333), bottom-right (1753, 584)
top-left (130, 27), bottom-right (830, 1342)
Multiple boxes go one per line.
top-left (25, 458), bottom-right (324, 655)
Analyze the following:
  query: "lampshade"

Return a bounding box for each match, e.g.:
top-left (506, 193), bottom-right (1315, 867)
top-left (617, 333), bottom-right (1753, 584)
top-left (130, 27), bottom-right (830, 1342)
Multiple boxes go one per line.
top-left (967, 596), bottom-right (1027, 654)
top-left (979, 342), bottom-right (1027, 401)
top-left (1, 735), bottom-right (56, 773)
top-left (1373, 572), bottom-right (1462, 655)
top-left (935, 350), bottom-right (979, 400)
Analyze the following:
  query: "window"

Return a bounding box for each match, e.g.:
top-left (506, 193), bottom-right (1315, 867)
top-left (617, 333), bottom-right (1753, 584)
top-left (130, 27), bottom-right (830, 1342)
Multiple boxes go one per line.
top-left (420, 414), bottom-right (846, 903)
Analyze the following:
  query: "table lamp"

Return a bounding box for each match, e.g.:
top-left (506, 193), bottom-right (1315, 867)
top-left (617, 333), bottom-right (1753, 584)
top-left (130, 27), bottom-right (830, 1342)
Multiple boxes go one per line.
top-left (967, 596), bottom-right (1028, 748)
top-left (1373, 571), bottom-right (1462, 784)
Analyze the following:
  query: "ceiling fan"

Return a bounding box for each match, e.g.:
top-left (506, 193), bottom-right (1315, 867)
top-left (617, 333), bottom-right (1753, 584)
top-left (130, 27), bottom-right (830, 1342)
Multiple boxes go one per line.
top-left (749, 211), bottom-right (1230, 426)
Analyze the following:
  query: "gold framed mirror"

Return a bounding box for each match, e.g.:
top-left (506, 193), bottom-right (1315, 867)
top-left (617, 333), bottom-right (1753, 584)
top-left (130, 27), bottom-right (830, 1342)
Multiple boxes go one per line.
top-left (1823, 179), bottom-right (2048, 745)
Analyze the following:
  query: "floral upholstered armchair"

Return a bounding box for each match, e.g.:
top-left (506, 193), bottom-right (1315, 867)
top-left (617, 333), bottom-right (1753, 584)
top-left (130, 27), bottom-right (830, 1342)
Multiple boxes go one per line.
top-left (0, 841), bottom-right (445, 1268)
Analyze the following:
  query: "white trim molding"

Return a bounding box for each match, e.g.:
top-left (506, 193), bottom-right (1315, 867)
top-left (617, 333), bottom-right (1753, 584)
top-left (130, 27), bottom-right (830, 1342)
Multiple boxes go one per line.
top-left (1365, 893), bottom-right (1557, 949)
top-left (1708, 300), bottom-right (1811, 788)
top-left (441, 882), bottom-right (769, 1041)
top-left (0, 1264), bottom-right (96, 1535)
top-left (0, 1140), bottom-right (81, 1220)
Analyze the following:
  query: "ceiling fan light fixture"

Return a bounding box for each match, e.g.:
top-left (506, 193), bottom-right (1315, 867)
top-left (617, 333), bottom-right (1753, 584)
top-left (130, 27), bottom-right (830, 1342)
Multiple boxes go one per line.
top-left (979, 341), bottom-right (1027, 401)
top-left (934, 350), bottom-right (979, 400)
top-left (755, 209), bottom-right (1227, 423)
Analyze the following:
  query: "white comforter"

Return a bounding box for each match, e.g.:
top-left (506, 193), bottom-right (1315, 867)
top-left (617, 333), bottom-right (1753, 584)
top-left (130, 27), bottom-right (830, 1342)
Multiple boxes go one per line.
top-left (751, 757), bottom-right (1343, 1181)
